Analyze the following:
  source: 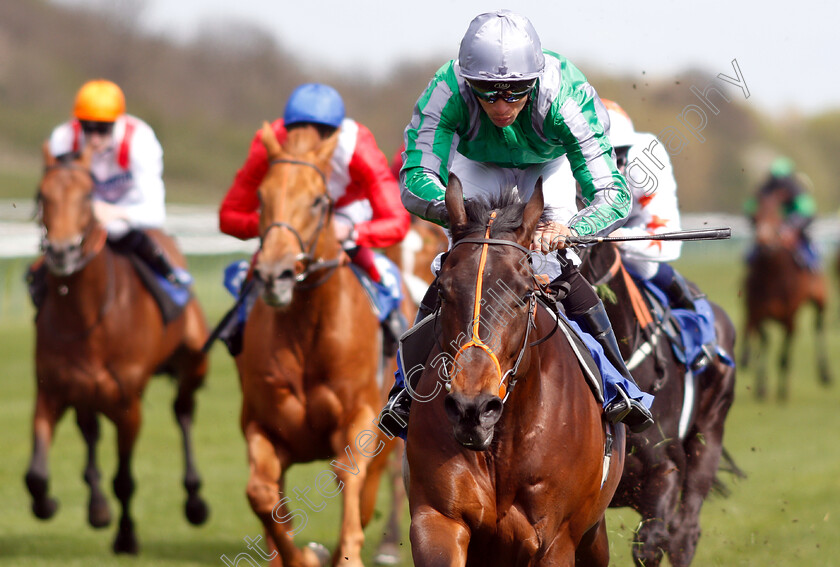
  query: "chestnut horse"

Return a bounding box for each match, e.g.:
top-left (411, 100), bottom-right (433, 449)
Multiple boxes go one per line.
top-left (405, 177), bottom-right (625, 566)
top-left (742, 189), bottom-right (831, 399)
top-left (236, 123), bottom-right (396, 567)
top-left (581, 242), bottom-right (737, 567)
top-left (27, 147), bottom-right (210, 553)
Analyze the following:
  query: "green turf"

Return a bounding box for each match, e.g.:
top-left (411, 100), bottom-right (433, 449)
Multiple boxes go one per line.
top-left (0, 248), bottom-right (838, 566)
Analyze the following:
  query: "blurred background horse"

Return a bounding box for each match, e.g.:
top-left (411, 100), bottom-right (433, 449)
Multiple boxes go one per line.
top-left (742, 188), bottom-right (831, 399)
top-left (27, 147), bottom-right (210, 554)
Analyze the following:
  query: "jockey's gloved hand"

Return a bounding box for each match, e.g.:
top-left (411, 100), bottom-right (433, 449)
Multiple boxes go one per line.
top-left (341, 238), bottom-right (360, 258)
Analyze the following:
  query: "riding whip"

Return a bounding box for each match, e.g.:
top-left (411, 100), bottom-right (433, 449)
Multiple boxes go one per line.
top-left (566, 227), bottom-right (731, 245)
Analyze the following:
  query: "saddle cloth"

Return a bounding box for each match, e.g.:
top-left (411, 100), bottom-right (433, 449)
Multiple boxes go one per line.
top-left (126, 253), bottom-right (191, 325)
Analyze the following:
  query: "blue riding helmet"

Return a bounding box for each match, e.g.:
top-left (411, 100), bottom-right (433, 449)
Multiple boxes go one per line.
top-left (283, 83), bottom-right (345, 129)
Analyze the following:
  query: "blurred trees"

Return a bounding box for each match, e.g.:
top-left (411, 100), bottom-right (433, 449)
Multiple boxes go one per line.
top-left (1, 0), bottom-right (838, 214)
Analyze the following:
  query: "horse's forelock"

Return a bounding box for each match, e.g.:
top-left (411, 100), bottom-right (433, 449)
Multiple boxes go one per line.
top-left (284, 125), bottom-right (325, 156)
top-left (450, 191), bottom-right (552, 242)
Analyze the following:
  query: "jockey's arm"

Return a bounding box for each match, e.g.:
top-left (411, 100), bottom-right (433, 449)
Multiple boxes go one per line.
top-left (349, 126), bottom-right (411, 249)
top-left (219, 129), bottom-right (270, 240)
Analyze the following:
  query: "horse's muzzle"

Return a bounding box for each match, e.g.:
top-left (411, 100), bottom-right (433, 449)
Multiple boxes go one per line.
top-left (261, 271), bottom-right (296, 308)
top-left (444, 391), bottom-right (504, 451)
top-left (43, 237), bottom-right (84, 276)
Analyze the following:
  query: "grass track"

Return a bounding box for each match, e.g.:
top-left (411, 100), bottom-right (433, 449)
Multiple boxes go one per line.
top-left (0, 246), bottom-right (838, 566)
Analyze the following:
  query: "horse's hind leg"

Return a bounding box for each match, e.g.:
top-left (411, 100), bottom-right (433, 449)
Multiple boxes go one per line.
top-left (76, 410), bottom-right (112, 528)
top-left (24, 391), bottom-right (65, 520)
top-left (171, 323), bottom-right (210, 525)
top-left (754, 325), bottom-right (770, 400)
top-left (778, 326), bottom-right (794, 401)
top-left (111, 399), bottom-right (142, 555)
top-left (814, 304), bottom-right (832, 387)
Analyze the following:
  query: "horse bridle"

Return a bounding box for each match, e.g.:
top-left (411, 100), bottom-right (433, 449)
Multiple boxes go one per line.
top-left (259, 158), bottom-right (342, 288)
top-left (446, 214), bottom-right (555, 401)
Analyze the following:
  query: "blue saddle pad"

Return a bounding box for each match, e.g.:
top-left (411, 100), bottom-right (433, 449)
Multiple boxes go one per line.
top-left (350, 254), bottom-right (404, 322)
top-left (638, 279), bottom-right (734, 370)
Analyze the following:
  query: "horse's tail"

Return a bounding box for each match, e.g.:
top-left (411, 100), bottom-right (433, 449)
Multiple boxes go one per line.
top-left (711, 445), bottom-right (747, 498)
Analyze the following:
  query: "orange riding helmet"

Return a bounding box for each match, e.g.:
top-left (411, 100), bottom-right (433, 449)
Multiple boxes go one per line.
top-left (73, 79), bottom-right (126, 122)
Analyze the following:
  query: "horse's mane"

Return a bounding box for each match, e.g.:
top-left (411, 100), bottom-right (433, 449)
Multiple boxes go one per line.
top-left (450, 189), bottom-right (552, 242)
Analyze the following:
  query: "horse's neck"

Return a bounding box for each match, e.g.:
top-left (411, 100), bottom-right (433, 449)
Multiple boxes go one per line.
top-left (45, 250), bottom-right (112, 326)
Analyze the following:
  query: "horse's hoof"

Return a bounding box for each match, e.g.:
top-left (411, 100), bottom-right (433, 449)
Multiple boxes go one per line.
top-left (32, 497), bottom-right (59, 520)
top-left (185, 495), bottom-right (209, 525)
top-left (373, 542), bottom-right (402, 565)
top-left (303, 542), bottom-right (331, 566)
top-left (113, 529), bottom-right (139, 555)
top-left (88, 497), bottom-right (112, 528)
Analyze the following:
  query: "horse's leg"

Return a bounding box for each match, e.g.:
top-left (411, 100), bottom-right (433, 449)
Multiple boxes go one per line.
top-left (754, 325), bottom-right (769, 400)
top-left (110, 398), bottom-right (142, 554)
top-left (374, 447), bottom-right (407, 566)
top-left (24, 391), bottom-right (65, 520)
top-left (171, 333), bottom-right (210, 525)
top-left (814, 302), bottom-right (832, 387)
top-left (668, 361), bottom-right (736, 566)
top-left (409, 508), bottom-right (470, 567)
top-left (778, 324), bottom-right (794, 402)
top-left (631, 460), bottom-right (681, 567)
top-left (574, 517), bottom-right (610, 567)
top-left (330, 409), bottom-right (380, 567)
top-left (244, 422), bottom-right (323, 567)
top-left (76, 410), bottom-right (112, 528)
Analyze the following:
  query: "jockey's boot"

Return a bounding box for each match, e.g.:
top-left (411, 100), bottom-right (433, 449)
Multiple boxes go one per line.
top-left (378, 278), bottom-right (440, 438)
top-left (382, 309), bottom-right (408, 359)
top-left (574, 302), bottom-right (654, 433)
top-left (25, 258), bottom-right (48, 311)
top-left (121, 229), bottom-right (192, 286)
top-left (664, 269), bottom-right (697, 311)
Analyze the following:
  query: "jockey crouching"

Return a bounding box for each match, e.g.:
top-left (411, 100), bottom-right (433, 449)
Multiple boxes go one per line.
top-left (378, 10), bottom-right (654, 438)
top-left (217, 83), bottom-right (411, 357)
top-left (27, 79), bottom-right (190, 311)
top-left (744, 156), bottom-right (821, 272)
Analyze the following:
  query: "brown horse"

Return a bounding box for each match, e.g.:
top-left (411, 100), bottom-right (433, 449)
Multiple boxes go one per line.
top-left (405, 177), bottom-right (625, 566)
top-left (236, 123), bottom-right (397, 567)
top-left (27, 147), bottom-right (210, 553)
top-left (580, 242), bottom-right (738, 566)
top-left (742, 189), bottom-right (831, 399)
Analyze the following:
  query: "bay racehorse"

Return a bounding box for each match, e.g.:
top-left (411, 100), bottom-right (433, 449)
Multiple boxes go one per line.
top-left (742, 188), bottom-right (831, 399)
top-left (27, 146), bottom-right (210, 553)
top-left (236, 123), bottom-right (397, 567)
top-left (405, 176), bottom-right (625, 566)
top-left (580, 242), bottom-right (738, 566)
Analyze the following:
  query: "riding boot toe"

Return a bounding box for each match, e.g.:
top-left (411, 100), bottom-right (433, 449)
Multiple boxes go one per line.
top-left (378, 390), bottom-right (411, 437)
top-left (605, 398), bottom-right (654, 433)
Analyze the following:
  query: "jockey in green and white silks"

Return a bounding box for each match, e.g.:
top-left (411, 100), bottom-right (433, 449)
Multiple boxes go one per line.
top-left (379, 10), bottom-right (655, 437)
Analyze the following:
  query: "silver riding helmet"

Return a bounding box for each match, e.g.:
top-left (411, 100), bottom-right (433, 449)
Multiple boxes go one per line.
top-left (457, 10), bottom-right (545, 82)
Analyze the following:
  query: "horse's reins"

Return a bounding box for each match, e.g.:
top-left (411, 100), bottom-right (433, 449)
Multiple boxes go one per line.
top-left (259, 158), bottom-right (342, 288)
top-left (448, 213), bottom-right (543, 401)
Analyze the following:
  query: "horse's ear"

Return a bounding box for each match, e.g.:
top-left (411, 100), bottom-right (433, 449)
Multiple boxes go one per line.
top-left (315, 129), bottom-right (340, 171)
top-left (41, 141), bottom-right (55, 168)
top-left (260, 121), bottom-right (281, 158)
top-left (517, 177), bottom-right (544, 246)
top-left (445, 173), bottom-right (468, 232)
top-left (79, 143), bottom-right (93, 168)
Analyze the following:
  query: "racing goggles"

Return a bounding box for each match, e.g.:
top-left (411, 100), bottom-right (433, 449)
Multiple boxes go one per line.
top-left (80, 120), bottom-right (114, 135)
top-left (468, 79), bottom-right (536, 103)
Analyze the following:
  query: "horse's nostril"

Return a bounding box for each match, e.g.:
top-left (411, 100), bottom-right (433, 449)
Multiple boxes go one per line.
top-left (278, 269), bottom-right (295, 281)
